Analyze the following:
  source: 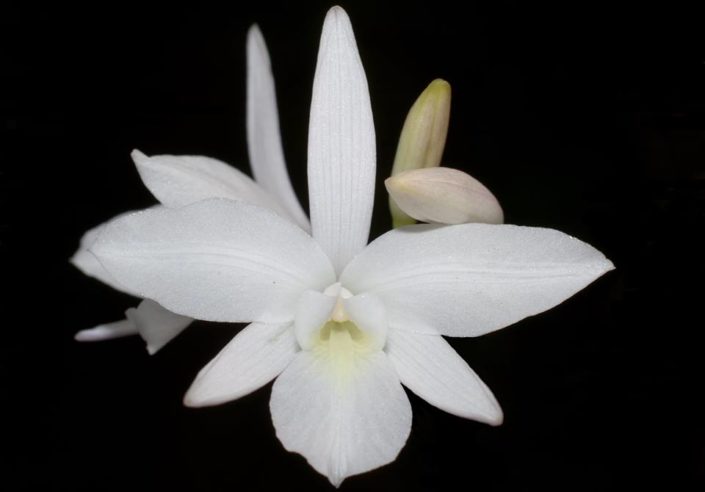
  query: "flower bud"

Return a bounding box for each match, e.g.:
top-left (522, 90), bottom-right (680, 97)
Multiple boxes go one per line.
top-left (385, 167), bottom-right (504, 225)
top-left (390, 79), bottom-right (451, 227)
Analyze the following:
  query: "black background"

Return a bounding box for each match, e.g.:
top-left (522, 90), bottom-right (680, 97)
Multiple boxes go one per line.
top-left (5, 0), bottom-right (705, 490)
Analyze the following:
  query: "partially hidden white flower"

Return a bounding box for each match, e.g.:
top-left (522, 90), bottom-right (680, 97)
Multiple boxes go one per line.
top-left (386, 166), bottom-right (504, 225)
top-left (387, 79), bottom-right (504, 227)
top-left (87, 6), bottom-right (613, 486)
top-left (71, 25), bottom-right (307, 354)
top-left (389, 79), bottom-right (451, 227)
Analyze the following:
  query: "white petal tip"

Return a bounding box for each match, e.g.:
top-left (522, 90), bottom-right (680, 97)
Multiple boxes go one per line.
top-left (131, 149), bottom-right (159, 175)
top-left (587, 255), bottom-right (615, 280)
top-left (326, 5), bottom-right (349, 18)
top-left (74, 330), bottom-right (97, 342)
top-left (484, 408), bottom-right (504, 427)
top-left (182, 391), bottom-right (200, 408)
top-left (130, 148), bottom-right (148, 162)
top-left (69, 251), bottom-right (89, 274)
top-left (182, 383), bottom-right (212, 408)
top-left (182, 386), bottom-right (226, 408)
top-left (321, 6), bottom-right (354, 41)
top-left (451, 401), bottom-right (504, 426)
top-left (70, 244), bottom-right (100, 276)
top-left (247, 24), bottom-right (265, 50)
top-left (68, 251), bottom-right (80, 267)
top-left (473, 393), bottom-right (504, 426)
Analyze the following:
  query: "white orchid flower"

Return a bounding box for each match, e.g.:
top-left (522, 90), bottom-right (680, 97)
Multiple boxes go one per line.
top-left (71, 25), bottom-right (308, 353)
top-left (86, 6), bottom-right (613, 486)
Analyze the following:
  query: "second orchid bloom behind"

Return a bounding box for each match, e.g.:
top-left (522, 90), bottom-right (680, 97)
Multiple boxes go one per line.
top-left (74, 6), bottom-right (613, 487)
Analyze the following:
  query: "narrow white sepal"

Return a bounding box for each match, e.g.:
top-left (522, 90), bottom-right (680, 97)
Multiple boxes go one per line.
top-left (385, 167), bottom-right (504, 225)
top-left (126, 299), bottom-right (192, 355)
top-left (184, 322), bottom-right (297, 407)
top-left (341, 223), bottom-right (614, 337)
top-left (91, 199), bottom-right (335, 323)
top-left (308, 6), bottom-right (376, 273)
top-left (74, 318), bottom-right (138, 342)
top-left (386, 328), bottom-right (503, 425)
top-left (246, 25), bottom-right (311, 231)
top-left (270, 349), bottom-right (411, 487)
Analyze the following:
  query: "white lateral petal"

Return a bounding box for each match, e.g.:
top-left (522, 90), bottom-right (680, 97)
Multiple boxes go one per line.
top-left (126, 299), bottom-right (193, 355)
top-left (246, 26), bottom-right (310, 231)
top-left (92, 199), bottom-right (335, 323)
top-left (184, 322), bottom-right (296, 407)
top-left (71, 213), bottom-right (140, 296)
top-left (74, 318), bottom-right (138, 342)
top-left (386, 328), bottom-right (503, 425)
top-left (308, 6), bottom-right (376, 273)
top-left (294, 290), bottom-right (336, 350)
top-left (270, 349), bottom-right (411, 486)
top-left (341, 224), bottom-right (614, 337)
top-left (132, 150), bottom-right (292, 220)
top-left (343, 293), bottom-right (387, 351)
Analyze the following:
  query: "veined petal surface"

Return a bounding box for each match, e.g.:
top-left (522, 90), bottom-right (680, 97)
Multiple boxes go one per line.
top-left (91, 199), bottom-right (335, 323)
top-left (308, 7), bottom-right (376, 273)
top-left (246, 26), bottom-right (310, 231)
top-left (184, 322), bottom-right (297, 407)
top-left (270, 349), bottom-right (411, 486)
top-left (386, 328), bottom-right (502, 425)
top-left (341, 223), bottom-right (614, 337)
top-left (132, 150), bottom-right (292, 221)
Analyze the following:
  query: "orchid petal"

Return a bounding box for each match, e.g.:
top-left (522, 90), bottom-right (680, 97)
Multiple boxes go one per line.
top-left (246, 25), bottom-right (310, 231)
top-left (74, 318), bottom-right (138, 342)
top-left (126, 299), bottom-right (192, 355)
top-left (270, 350), bottom-right (411, 486)
top-left (184, 322), bottom-right (296, 407)
top-left (294, 290), bottom-right (336, 350)
top-left (386, 328), bottom-right (503, 425)
top-left (341, 223), bottom-right (614, 337)
top-left (71, 214), bottom-right (139, 296)
top-left (91, 199), bottom-right (335, 323)
top-left (132, 150), bottom-right (291, 220)
top-left (308, 6), bottom-right (376, 273)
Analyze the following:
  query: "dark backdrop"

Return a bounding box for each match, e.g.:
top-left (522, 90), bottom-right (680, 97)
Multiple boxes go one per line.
top-left (5, 1), bottom-right (705, 490)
